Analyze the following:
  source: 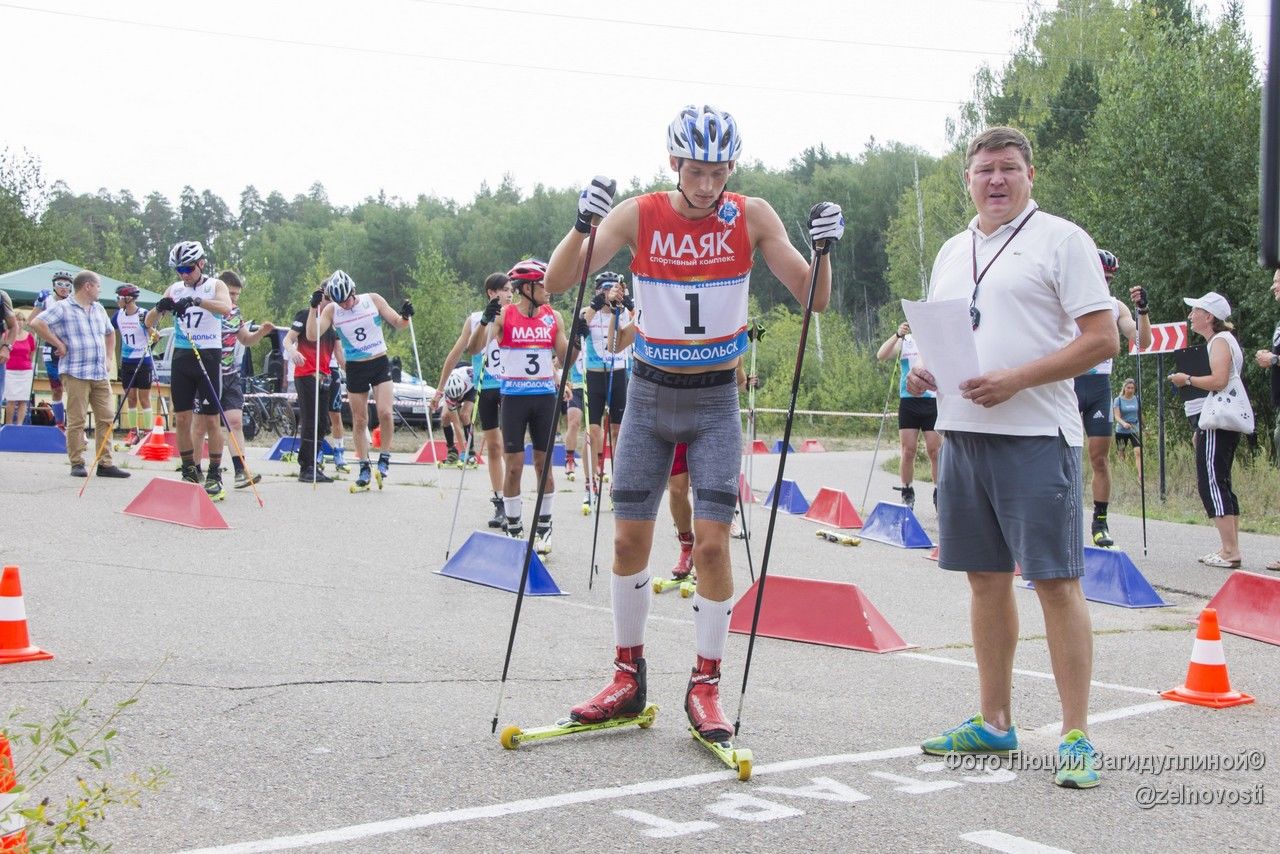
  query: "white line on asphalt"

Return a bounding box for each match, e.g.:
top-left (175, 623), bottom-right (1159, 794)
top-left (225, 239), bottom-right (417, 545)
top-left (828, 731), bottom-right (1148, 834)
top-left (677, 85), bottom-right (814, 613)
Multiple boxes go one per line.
top-left (1034, 700), bottom-right (1177, 736)
top-left (961, 829), bottom-right (1075, 854)
top-left (900, 652), bottom-right (1157, 696)
top-left (555, 598), bottom-right (693, 626)
top-left (176, 703), bottom-right (1181, 853)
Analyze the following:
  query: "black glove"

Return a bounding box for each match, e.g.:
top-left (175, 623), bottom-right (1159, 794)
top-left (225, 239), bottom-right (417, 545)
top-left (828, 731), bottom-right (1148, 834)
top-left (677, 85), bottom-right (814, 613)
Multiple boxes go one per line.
top-left (156, 297), bottom-right (176, 313)
top-left (173, 297), bottom-right (195, 316)
top-left (590, 291), bottom-right (607, 312)
top-left (400, 299), bottom-right (414, 319)
top-left (311, 289), bottom-right (324, 309)
top-left (480, 297), bottom-right (501, 326)
top-left (620, 294), bottom-right (635, 312)
top-left (1133, 286), bottom-right (1148, 313)
top-left (747, 322), bottom-right (766, 343)
top-left (574, 316), bottom-right (591, 340)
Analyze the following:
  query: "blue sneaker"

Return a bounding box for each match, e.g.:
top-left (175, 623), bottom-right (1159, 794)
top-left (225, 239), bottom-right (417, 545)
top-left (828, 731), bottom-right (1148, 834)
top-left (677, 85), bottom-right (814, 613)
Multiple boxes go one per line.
top-left (921, 714), bottom-right (1019, 756)
top-left (1055, 729), bottom-right (1101, 789)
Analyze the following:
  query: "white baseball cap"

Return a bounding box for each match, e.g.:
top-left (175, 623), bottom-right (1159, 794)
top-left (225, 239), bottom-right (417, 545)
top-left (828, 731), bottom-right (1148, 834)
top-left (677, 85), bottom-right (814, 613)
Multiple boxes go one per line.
top-left (1183, 291), bottom-right (1232, 321)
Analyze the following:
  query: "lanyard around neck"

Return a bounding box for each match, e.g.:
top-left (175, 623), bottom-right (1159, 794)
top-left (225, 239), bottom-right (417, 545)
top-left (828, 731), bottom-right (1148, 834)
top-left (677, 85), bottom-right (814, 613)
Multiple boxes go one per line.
top-left (971, 207), bottom-right (1037, 288)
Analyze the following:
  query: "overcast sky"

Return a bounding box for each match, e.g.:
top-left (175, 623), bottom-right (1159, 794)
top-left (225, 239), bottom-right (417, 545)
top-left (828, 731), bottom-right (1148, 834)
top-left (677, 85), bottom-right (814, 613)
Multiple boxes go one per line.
top-left (1, 0), bottom-right (1271, 210)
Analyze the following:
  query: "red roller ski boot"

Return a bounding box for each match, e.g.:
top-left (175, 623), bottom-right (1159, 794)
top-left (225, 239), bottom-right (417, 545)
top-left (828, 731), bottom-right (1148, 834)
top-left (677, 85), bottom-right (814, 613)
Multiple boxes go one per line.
top-left (570, 645), bottom-right (648, 723)
top-left (686, 655), bottom-right (753, 780)
top-left (499, 646), bottom-right (657, 750)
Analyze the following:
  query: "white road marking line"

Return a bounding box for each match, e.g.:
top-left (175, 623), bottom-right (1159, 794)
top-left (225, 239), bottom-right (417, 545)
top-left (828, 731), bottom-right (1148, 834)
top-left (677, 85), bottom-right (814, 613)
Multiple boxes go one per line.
top-left (961, 829), bottom-right (1075, 853)
top-left (554, 598), bottom-right (692, 626)
top-left (177, 700), bottom-right (1185, 854)
top-left (1034, 700), bottom-right (1177, 736)
top-left (900, 652), bottom-right (1157, 696)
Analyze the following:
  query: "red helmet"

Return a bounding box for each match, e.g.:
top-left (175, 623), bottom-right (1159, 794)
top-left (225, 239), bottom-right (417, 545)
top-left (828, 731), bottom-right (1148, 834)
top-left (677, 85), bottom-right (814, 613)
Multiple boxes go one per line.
top-left (116, 284), bottom-right (141, 299)
top-left (1098, 249), bottom-right (1119, 275)
top-left (507, 259), bottom-right (548, 283)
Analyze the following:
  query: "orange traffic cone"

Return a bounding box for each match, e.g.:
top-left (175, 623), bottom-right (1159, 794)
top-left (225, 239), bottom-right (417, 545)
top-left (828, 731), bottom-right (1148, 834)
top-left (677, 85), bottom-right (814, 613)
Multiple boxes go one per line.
top-left (139, 416), bottom-right (172, 462)
top-left (0, 566), bottom-right (53, 665)
top-left (371, 426), bottom-right (381, 447)
top-left (1161, 608), bottom-right (1253, 709)
top-left (1, 733), bottom-right (28, 853)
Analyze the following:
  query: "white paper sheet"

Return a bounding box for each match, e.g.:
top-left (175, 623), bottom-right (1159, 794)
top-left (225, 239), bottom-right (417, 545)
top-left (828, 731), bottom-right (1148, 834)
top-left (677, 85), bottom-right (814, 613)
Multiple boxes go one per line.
top-left (900, 298), bottom-right (982, 395)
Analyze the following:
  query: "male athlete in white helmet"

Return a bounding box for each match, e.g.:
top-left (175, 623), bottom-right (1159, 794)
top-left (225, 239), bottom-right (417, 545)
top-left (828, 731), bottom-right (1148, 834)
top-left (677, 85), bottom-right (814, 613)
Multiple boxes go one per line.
top-left (546, 104), bottom-right (844, 747)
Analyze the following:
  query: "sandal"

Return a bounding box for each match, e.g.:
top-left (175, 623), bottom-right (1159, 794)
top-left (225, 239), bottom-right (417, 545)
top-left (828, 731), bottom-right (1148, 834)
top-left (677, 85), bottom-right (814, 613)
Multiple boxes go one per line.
top-left (1201, 554), bottom-right (1242, 569)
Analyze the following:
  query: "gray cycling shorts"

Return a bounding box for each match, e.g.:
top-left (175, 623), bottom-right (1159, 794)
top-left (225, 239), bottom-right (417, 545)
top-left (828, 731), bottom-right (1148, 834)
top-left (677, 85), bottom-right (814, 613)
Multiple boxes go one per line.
top-left (612, 365), bottom-right (741, 525)
top-left (936, 430), bottom-right (1084, 581)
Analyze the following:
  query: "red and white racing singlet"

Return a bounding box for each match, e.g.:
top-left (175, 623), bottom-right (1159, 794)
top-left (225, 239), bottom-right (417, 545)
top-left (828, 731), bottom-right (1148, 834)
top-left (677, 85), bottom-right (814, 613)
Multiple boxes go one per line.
top-left (629, 191), bottom-right (753, 369)
top-left (498, 303), bottom-right (557, 395)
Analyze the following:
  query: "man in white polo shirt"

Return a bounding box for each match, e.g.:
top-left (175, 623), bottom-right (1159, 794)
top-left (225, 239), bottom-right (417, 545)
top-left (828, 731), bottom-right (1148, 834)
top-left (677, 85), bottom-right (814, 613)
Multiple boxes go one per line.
top-left (907, 126), bottom-right (1117, 789)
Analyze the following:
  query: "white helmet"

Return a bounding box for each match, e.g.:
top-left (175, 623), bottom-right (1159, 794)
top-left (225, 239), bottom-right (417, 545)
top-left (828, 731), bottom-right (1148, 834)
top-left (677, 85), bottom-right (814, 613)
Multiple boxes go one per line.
top-left (444, 369), bottom-right (470, 399)
top-left (324, 270), bottom-right (356, 303)
top-left (169, 240), bottom-right (206, 268)
top-left (667, 105), bottom-right (742, 163)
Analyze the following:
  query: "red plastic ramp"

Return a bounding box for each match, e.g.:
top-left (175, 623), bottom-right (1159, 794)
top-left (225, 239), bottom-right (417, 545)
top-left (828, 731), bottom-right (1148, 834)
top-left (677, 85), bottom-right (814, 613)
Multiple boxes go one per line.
top-left (803, 487), bottom-right (862, 529)
top-left (122, 478), bottom-right (229, 530)
top-left (729, 575), bottom-right (913, 653)
top-left (1203, 571), bottom-right (1280, 646)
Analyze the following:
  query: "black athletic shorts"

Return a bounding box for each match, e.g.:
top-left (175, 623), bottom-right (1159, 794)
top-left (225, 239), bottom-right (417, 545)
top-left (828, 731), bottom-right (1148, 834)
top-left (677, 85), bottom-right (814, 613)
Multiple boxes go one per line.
top-left (120, 359), bottom-right (153, 391)
top-left (346, 354), bottom-right (392, 395)
top-left (1074, 374), bottom-right (1113, 438)
top-left (500, 393), bottom-right (558, 455)
top-left (561, 387), bottom-right (584, 416)
top-left (586, 369), bottom-right (627, 425)
top-left (897, 396), bottom-right (938, 431)
top-left (195, 371), bottom-right (245, 415)
top-left (171, 348), bottom-right (222, 413)
top-left (478, 387), bottom-right (502, 431)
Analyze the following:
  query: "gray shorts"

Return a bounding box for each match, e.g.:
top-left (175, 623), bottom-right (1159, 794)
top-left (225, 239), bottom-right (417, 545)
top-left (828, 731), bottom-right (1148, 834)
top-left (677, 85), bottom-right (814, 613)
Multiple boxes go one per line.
top-left (612, 365), bottom-right (741, 525)
top-left (937, 430), bottom-right (1084, 581)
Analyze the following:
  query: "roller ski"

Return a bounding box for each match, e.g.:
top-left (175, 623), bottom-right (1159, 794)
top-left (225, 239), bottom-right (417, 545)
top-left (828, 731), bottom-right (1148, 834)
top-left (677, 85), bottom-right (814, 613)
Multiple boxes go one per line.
top-left (686, 656), bottom-right (753, 781)
top-left (489, 496), bottom-right (507, 529)
top-left (893, 484), bottom-right (915, 509)
top-left (350, 461), bottom-right (372, 493)
top-left (500, 703), bottom-right (658, 750)
top-left (653, 532), bottom-right (696, 597)
top-left (816, 529), bottom-right (861, 546)
top-left (375, 453), bottom-right (390, 489)
top-left (333, 447), bottom-right (350, 474)
top-left (564, 451), bottom-right (577, 482)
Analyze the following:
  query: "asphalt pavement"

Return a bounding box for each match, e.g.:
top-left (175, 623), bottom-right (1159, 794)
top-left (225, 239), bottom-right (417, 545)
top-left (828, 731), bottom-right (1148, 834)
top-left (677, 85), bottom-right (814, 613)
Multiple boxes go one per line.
top-left (2, 441), bottom-right (1277, 853)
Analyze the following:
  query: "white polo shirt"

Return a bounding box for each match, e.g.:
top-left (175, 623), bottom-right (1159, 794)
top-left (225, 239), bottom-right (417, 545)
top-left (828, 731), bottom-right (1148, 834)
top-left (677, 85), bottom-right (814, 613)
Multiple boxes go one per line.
top-left (927, 201), bottom-right (1113, 446)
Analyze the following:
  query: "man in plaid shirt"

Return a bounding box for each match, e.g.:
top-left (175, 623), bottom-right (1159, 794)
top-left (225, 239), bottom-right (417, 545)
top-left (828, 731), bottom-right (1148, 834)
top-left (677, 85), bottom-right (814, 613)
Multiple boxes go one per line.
top-left (28, 270), bottom-right (131, 479)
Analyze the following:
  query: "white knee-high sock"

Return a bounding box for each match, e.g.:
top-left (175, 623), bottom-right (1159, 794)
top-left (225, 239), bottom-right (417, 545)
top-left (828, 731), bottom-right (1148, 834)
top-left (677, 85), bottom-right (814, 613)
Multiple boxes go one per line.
top-left (692, 593), bottom-right (733, 661)
top-left (503, 494), bottom-right (522, 520)
top-left (612, 570), bottom-right (652, 648)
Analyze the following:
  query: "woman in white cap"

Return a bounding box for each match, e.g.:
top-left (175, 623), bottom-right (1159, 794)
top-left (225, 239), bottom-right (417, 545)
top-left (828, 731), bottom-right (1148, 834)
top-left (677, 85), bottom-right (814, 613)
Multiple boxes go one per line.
top-left (1168, 291), bottom-right (1250, 568)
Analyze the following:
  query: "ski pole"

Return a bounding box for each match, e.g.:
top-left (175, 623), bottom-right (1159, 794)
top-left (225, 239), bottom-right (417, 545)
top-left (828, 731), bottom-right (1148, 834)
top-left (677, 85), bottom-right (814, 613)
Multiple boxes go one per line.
top-left (733, 242), bottom-right (827, 737)
top-left (1136, 350), bottom-right (1148, 556)
top-left (860, 357), bottom-right (900, 516)
top-left (193, 347), bottom-right (264, 507)
top-left (311, 361), bottom-right (322, 492)
top-left (405, 316), bottom-right (439, 465)
top-left (445, 365), bottom-right (486, 560)
top-left (744, 321), bottom-right (764, 540)
top-left (79, 348), bottom-right (152, 498)
top-left (581, 351), bottom-right (598, 589)
top-left (491, 189), bottom-right (612, 735)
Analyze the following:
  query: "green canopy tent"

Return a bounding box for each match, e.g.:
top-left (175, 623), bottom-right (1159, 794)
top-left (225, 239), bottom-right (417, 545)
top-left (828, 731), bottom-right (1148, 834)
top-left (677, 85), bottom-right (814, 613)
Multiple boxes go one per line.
top-left (0, 260), bottom-right (164, 309)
